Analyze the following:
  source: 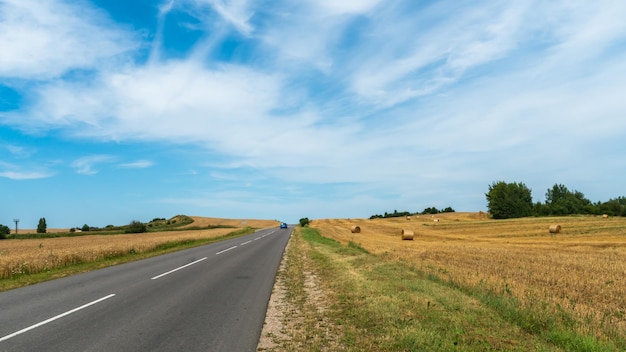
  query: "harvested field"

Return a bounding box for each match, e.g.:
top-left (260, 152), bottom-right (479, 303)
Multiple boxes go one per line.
top-left (311, 213), bottom-right (626, 341)
top-left (184, 216), bottom-right (279, 229)
top-left (0, 217), bottom-right (278, 280)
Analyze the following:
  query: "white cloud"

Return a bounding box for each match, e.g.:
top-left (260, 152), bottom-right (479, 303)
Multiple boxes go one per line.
top-left (0, 161), bottom-right (53, 179)
top-left (312, 0), bottom-right (382, 15)
top-left (5, 145), bottom-right (35, 158)
top-left (165, 0), bottom-right (254, 36)
top-left (206, 0), bottom-right (254, 36)
top-left (0, 170), bottom-right (53, 180)
top-left (119, 160), bottom-right (155, 169)
top-left (15, 58), bottom-right (362, 171)
top-left (0, 0), bottom-right (139, 80)
top-left (71, 155), bottom-right (116, 175)
top-left (346, 2), bottom-right (533, 107)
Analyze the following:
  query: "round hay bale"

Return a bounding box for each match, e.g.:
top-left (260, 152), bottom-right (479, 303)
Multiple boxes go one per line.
top-left (350, 225), bottom-right (361, 233)
top-left (401, 229), bottom-right (414, 240)
top-left (406, 216), bottom-right (411, 220)
top-left (602, 214), bottom-right (609, 219)
top-left (548, 224), bottom-right (561, 234)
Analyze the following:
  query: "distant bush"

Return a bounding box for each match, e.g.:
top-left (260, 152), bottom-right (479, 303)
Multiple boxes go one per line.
top-left (420, 207), bottom-right (455, 215)
top-left (81, 224), bottom-right (90, 232)
top-left (299, 217), bottom-right (310, 227)
top-left (486, 181), bottom-right (533, 219)
top-left (370, 210), bottom-right (412, 219)
top-left (369, 207), bottom-right (455, 219)
top-left (37, 217), bottom-right (47, 234)
top-left (125, 220), bottom-right (147, 234)
top-left (598, 197), bottom-right (626, 216)
top-left (0, 224), bottom-right (9, 239)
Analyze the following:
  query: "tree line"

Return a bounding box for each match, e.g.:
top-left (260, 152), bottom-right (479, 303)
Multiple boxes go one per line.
top-left (486, 181), bottom-right (626, 219)
top-left (0, 219), bottom-right (149, 239)
top-left (369, 207), bottom-right (455, 220)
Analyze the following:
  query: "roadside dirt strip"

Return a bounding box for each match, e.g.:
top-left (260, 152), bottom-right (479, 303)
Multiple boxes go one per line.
top-left (257, 232), bottom-right (340, 352)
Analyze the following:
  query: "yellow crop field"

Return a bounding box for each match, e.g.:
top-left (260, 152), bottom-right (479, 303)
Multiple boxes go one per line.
top-left (0, 217), bottom-right (279, 280)
top-left (185, 216), bottom-right (279, 229)
top-left (311, 213), bottom-right (626, 340)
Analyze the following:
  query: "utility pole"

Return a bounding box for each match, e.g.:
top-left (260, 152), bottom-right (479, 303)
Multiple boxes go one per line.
top-left (13, 219), bottom-right (19, 234)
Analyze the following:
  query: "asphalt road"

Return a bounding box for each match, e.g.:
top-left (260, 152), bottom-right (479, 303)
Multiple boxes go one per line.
top-left (0, 227), bottom-right (291, 352)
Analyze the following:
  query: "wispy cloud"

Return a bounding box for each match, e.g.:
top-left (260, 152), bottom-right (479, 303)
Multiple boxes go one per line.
top-left (1, 0), bottom-right (625, 223)
top-left (5, 0), bottom-right (626, 182)
top-left (0, 0), bottom-right (139, 80)
top-left (0, 161), bottom-right (53, 180)
top-left (0, 170), bottom-right (53, 180)
top-left (205, 0), bottom-right (254, 36)
top-left (312, 0), bottom-right (382, 15)
top-left (5, 144), bottom-right (35, 158)
top-left (119, 160), bottom-right (155, 169)
top-left (71, 155), bottom-right (116, 175)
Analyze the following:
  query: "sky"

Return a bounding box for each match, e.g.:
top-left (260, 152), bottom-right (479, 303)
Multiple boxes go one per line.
top-left (1, 0), bottom-right (626, 229)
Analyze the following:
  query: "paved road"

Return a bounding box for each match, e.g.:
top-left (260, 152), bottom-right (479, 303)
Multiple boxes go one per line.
top-left (0, 227), bottom-right (291, 352)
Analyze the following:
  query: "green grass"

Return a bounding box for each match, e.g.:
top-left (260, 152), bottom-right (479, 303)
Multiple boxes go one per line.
top-left (285, 227), bottom-right (622, 351)
top-left (0, 227), bottom-right (256, 292)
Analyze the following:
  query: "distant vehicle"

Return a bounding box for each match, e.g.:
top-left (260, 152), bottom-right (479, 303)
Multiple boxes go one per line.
top-left (280, 223), bottom-right (288, 229)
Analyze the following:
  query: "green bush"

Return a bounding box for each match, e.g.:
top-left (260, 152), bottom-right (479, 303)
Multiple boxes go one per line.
top-left (0, 224), bottom-right (10, 239)
top-left (486, 181), bottom-right (534, 219)
top-left (544, 184), bottom-right (591, 215)
top-left (37, 217), bottom-right (47, 234)
top-left (299, 217), bottom-right (310, 227)
top-left (125, 220), bottom-right (147, 234)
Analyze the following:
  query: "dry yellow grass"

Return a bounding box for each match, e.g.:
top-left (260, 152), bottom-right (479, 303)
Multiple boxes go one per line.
top-left (184, 216), bottom-right (279, 229)
top-left (311, 213), bottom-right (626, 340)
top-left (0, 216), bottom-right (279, 279)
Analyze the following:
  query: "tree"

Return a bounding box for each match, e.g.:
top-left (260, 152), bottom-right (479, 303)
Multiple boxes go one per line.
top-left (422, 207), bottom-right (440, 214)
top-left (599, 197), bottom-right (626, 216)
top-left (486, 181), bottom-right (533, 219)
top-left (0, 224), bottom-right (10, 239)
top-left (81, 224), bottom-right (90, 232)
top-left (299, 217), bottom-right (310, 227)
top-left (37, 217), bottom-right (47, 234)
top-left (125, 220), bottom-right (147, 234)
top-left (545, 184), bottom-right (591, 215)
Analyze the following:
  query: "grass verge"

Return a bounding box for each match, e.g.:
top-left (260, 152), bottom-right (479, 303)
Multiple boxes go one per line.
top-left (275, 227), bottom-right (621, 351)
top-left (0, 227), bottom-right (255, 292)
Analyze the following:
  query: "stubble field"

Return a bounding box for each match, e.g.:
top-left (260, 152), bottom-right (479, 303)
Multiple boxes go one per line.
top-left (310, 213), bottom-right (626, 343)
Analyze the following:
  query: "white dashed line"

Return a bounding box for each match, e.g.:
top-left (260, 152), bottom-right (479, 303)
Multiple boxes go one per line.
top-left (216, 246), bottom-right (238, 255)
top-left (151, 257), bottom-right (208, 280)
top-left (0, 294), bottom-right (116, 343)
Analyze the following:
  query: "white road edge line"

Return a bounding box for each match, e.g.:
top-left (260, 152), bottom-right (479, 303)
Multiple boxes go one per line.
top-left (151, 257), bottom-right (208, 280)
top-left (216, 246), bottom-right (237, 255)
top-left (0, 294), bottom-right (116, 343)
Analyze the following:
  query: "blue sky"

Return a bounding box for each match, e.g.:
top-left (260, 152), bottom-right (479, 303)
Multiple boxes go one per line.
top-left (1, 0), bottom-right (625, 229)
